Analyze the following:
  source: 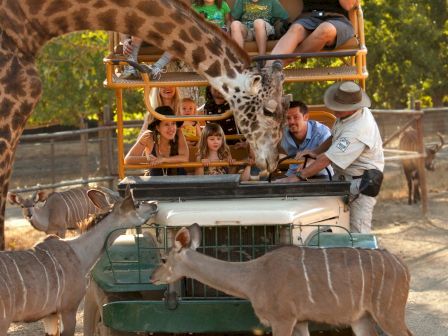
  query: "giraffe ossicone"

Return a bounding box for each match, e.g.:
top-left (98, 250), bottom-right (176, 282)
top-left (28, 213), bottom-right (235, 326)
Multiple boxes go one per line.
top-left (0, 0), bottom-right (286, 238)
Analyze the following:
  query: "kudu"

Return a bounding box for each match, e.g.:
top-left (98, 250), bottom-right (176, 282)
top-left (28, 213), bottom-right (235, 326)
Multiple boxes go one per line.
top-left (151, 224), bottom-right (412, 336)
top-left (7, 187), bottom-right (119, 237)
top-left (0, 187), bottom-right (157, 336)
top-left (399, 130), bottom-right (445, 204)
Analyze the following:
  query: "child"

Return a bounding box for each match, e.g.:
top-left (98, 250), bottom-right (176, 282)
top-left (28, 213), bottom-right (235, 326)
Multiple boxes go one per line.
top-left (195, 123), bottom-right (235, 176)
top-left (192, 0), bottom-right (232, 32)
top-left (230, 0), bottom-right (289, 55)
top-left (180, 98), bottom-right (202, 141)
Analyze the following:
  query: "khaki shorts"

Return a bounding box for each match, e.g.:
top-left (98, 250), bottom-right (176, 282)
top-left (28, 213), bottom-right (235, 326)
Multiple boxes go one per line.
top-left (242, 20), bottom-right (275, 41)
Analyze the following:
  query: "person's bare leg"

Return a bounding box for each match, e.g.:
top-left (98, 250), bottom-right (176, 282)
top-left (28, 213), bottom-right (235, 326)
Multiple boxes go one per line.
top-left (230, 21), bottom-right (246, 48)
top-left (253, 19), bottom-right (268, 55)
top-left (269, 23), bottom-right (310, 66)
top-left (296, 22), bottom-right (337, 53)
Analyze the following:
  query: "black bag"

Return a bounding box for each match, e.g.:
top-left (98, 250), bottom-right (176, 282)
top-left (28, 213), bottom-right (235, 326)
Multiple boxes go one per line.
top-left (273, 19), bottom-right (291, 39)
top-left (359, 169), bottom-right (383, 197)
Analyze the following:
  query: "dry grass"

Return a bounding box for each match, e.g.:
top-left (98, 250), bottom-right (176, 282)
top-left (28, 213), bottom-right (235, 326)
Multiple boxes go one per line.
top-left (5, 226), bottom-right (78, 250)
top-left (5, 227), bottom-right (46, 250)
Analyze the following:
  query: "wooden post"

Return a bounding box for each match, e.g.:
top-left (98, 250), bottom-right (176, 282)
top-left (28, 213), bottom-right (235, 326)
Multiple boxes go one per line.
top-left (99, 106), bottom-right (108, 176)
top-left (414, 101), bottom-right (428, 215)
top-left (50, 138), bottom-right (56, 186)
top-left (103, 104), bottom-right (115, 189)
top-left (80, 118), bottom-right (88, 186)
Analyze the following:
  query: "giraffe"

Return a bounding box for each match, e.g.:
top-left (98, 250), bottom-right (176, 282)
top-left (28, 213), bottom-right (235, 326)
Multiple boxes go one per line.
top-left (0, 0), bottom-right (286, 245)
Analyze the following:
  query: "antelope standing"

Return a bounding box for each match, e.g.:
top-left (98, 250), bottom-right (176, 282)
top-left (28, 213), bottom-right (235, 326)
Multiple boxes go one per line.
top-left (7, 187), bottom-right (119, 238)
top-left (0, 188), bottom-right (157, 336)
top-left (399, 130), bottom-right (445, 204)
top-left (151, 224), bottom-right (412, 336)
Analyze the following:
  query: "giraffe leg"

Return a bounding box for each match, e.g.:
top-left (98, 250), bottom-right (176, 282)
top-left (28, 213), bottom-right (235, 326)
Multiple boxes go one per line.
top-left (0, 55), bottom-right (42, 249)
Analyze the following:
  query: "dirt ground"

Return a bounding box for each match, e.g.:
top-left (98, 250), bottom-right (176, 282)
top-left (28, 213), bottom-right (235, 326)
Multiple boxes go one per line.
top-left (4, 153), bottom-right (448, 335)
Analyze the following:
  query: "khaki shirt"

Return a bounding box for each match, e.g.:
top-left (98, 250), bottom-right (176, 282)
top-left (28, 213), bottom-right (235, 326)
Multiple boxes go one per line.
top-left (325, 108), bottom-right (384, 177)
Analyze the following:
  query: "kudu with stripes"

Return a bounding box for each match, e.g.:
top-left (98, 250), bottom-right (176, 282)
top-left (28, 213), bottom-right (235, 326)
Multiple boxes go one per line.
top-left (399, 130), bottom-right (445, 204)
top-left (0, 188), bottom-right (157, 336)
top-left (7, 187), bottom-right (118, 238)
top-left (151, 224), bottom-right (412, 336)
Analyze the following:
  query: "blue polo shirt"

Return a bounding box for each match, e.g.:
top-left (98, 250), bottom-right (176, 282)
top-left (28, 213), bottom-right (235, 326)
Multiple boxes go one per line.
top-left (281, 120), bottom-right (334, 177)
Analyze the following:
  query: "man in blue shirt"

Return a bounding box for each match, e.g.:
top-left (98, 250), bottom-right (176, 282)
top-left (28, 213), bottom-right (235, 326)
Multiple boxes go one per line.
top-left (280, 101), bottom-right (333, 178)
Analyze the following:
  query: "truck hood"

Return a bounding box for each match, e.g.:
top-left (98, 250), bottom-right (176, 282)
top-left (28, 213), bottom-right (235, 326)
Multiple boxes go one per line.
top-left (150, 197), bottom-right (343, 226)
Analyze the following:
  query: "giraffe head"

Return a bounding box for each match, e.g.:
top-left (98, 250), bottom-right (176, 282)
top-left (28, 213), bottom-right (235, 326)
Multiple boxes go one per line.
top-left (220, 63), bottom-right (286, 174)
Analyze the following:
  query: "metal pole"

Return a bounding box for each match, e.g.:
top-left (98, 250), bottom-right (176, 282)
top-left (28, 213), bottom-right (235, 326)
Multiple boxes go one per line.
top-left (414, 101), bottom-right (428, 215)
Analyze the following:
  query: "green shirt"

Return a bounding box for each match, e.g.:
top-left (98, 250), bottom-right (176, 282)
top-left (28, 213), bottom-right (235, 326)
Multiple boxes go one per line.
top-left (192, 2), bottom-right (231, 28)
top-left (231, 0), bottom-right (288, 27)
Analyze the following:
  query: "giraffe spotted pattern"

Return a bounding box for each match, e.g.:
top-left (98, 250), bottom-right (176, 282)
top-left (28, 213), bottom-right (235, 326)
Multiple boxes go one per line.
top-left (0, 0), bottom-right (286, 247)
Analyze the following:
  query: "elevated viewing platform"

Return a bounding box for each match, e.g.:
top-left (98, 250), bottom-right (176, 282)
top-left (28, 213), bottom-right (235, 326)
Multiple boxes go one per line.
top-left (104, 0), bottom-right (367, 88)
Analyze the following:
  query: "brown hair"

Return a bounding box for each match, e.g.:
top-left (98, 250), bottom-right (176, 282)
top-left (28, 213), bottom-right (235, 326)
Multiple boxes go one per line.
top-left (192, 0), bottom-right (223, 9)
top-left (197, 123), bottom-right (231, 160)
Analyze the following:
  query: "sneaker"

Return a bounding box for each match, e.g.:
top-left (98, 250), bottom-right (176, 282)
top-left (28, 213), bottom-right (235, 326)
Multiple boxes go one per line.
top-left (149, 64), bottom-right (166, 80)
top-left (120, 65), bottom-right (140, 80)
top-left (138, 64), bottom-right (167, 80)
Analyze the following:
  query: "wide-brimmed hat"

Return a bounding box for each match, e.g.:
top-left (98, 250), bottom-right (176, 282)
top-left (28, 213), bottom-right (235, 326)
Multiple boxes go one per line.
top-left (324, 81), bottom-right (371, 112)
top-left (148, 106), bottom-right (183, 130)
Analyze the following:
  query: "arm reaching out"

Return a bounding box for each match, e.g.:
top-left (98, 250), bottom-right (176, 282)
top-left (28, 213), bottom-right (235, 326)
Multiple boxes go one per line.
top-left (295, 136), bottom-right (333, 160)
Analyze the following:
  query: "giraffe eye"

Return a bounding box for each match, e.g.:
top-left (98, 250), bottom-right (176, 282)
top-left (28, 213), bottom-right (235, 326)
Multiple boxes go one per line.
top-left (263, 108), bottom-right (275, 117)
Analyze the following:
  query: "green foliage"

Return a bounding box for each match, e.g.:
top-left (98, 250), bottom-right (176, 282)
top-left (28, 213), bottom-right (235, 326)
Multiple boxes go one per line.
top-left (364, 0), bottom-right (447, 108)
top-left (286, 0), bottom-right (447, 108)
top-left (31, 3), bottom-right (447, 127)
top-left (33, 31), bottom-right (145, 127)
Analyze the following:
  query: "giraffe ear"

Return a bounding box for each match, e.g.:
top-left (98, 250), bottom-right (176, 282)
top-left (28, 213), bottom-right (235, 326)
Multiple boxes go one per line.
top-left (246, 75), bottom-right (262, 95)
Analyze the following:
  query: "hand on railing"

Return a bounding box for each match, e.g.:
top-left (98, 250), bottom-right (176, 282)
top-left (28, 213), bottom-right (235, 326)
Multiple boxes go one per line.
top-left (294, 150), bottom-right (317, 161)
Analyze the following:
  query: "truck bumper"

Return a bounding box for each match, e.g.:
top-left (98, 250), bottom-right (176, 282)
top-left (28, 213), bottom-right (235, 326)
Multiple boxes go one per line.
top-left (103, 299), bottom-right (266, 333)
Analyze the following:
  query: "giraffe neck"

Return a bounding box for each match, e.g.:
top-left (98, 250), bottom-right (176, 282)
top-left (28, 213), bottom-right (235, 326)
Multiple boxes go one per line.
top-left (2, 0), bottom-right (251, 97)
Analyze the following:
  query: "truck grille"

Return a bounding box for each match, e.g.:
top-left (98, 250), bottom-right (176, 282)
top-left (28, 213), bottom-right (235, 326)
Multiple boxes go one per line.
top-left (159, 225), bottom-right (294, 299)
top-left (102, 224), bottom-right (293, 298)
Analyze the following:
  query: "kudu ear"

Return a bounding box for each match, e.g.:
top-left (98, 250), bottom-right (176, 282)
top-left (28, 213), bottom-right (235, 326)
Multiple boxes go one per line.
top-left (87, 189), bottom-right (111, 210)
top-left (174, 227), bottom-right (191, 252)
top-left (34, 190), bottom-right (52, 203)
top-left (435, 132), bottom-right (445, 152)
top-left (188, 223), bottom-right (202, 251)
top-left (97, 186), bottom-right (122, 204)
top-left (7, 192), bottom-right (22, 205)
top-left (119, 187), bottom-right (136, 213)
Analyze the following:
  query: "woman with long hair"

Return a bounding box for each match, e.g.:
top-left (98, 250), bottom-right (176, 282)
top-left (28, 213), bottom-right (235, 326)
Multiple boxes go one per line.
top-left (126, 106), bottom-right (189, 176)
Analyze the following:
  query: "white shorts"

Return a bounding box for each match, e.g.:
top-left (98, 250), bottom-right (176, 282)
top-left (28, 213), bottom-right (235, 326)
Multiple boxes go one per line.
top-left (243, 20), bottom-right (275, 41)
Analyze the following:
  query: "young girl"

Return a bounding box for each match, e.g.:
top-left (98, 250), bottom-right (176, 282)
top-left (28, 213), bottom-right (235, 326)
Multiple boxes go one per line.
top-left (195, 123), bottom-right (234, 176)
top-left (180, 98), bottom-right (202, 141)
top-left (192, 0), bottom-right (232, 31)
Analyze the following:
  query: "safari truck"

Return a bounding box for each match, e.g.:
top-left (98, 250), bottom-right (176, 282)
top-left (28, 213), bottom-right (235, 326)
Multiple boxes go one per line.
top-left (84, 1), bottom-right (375, 335)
